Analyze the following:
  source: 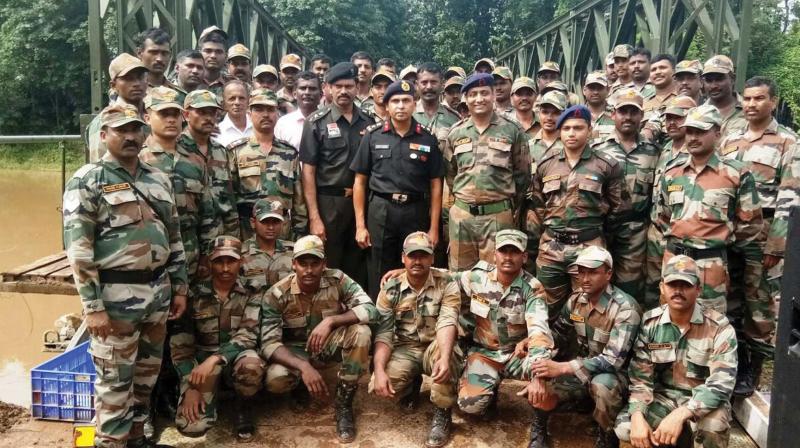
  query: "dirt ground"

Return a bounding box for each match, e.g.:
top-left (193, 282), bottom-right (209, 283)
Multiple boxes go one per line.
top-left (0, 402), bottom-right (28, 434)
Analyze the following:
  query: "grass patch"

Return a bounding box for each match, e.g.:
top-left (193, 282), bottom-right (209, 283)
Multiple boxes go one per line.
top-left (0, 142), bottom-right (85, 172)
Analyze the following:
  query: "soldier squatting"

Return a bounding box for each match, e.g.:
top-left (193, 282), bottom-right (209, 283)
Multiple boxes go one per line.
top-left (65, 24), bottom-right (798, 448)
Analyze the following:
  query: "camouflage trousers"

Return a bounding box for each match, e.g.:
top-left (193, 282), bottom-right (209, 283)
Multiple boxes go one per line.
top-left (457, 348), bottom-right (530, 415)
top-left (266, 324), bottom-right (372, 392)
top-left (89, 279), bottom-right (171, 448)
top-left (368, 341), bottom-right (464, 409)
top-left (611, 220), bottom-right (647, 303)
top-left (615, 397), bottom-right (731, 448)
top-left (536, 233), bottom-right (605, 322)
top-left (175, 350), bottom-right (264, 437)
top-left (180, 228), bottom-right (200, 279)
top-left (547, 373), bottom-right (626, 431)
top-left (644, 223), bottom-right (666, 311)
top-left (728, 257), bottom-right (778, 358)
top-left (448, 203), bottom-right (514, 271)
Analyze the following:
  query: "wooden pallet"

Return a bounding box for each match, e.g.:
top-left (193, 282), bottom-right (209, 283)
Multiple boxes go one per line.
top-left (0, 251), bottom-right (77, 295)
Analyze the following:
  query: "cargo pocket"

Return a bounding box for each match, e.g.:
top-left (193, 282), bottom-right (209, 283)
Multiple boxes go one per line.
top-left (90, 340), bottom-right (118, 382)
top-left (102, 189), bottom-right (142, 227)
top-left (505, 310), bottom-right (527, 339)
top-left (238, 165), bottom-right (263, 194)
top-left (486, 140), bottom-right (512, 169)
top-left (453, 143), bottom-right (474, 170)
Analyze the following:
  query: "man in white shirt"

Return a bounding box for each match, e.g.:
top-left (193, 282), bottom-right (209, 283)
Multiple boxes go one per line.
top-left (215, 79), bottom-right (253, 147)
top-left (275, 71), bottom-right (322, 149)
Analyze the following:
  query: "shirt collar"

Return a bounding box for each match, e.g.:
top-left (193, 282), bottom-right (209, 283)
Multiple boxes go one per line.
top-left (657, 303), bottom-right (705, 326)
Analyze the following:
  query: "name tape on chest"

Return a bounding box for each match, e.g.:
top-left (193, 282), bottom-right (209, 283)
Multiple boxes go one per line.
top-left (327, 122), bottom-right (342, 138)
top-left (376, 144), bottom-right (390, 149)
top-left (647, 342), bottom-right (673, 350)
top-left (569, 313), bottom-right (585, 323)
top-left (542, 174), bottom-right (561, 183)
top-left (101, 183), bottom-right (132, 193)
top-left (454, 137), bottom-right (472, 146)
top-left (667, 184), bottom-right (683, 192)
top-left (238, 160), bottom-right (261, 169)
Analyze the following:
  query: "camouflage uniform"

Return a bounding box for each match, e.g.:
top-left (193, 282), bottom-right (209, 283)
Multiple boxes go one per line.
top-left (702, 56), bottom-right (747, 138)
top-left (63, 105), bottom-right (189, 448)
top-left (615, 299), bottom-right (737, 447)
top-left (171, 276), bottom-right (263, 436)
top-left (370, 267), bottom-right (462, 408)
top-left (528, 143), bottom-right (630, 321)
top-left (642, 87), bottom-right (678, 124)
top-left (590, 108), bottom-right (616, 141)
top-left (766, 140), bottom-right (800, 282)
top-left (444, 112), bottom-right (531, 270)
top-left (240, 236), bottom-right (293, 295)
top-left (551, 282), bottom-right (641, 431)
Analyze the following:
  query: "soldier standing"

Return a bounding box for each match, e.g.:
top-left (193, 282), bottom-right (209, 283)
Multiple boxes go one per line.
top-left (642, 54), bottom-right (678, 123)
top-left (277, 53), bottom-right (303, 110)
top-left (445, 73), bottom-right (530, 270)
top-left (240, 199), bottom-right (294, 294)
top-left (64, 104), bottom-right (188, 448)
top-left (701, 55), bottom-right (747, 137)
top-left (259, 235), bottom-right (378, 443)
top-left (609, 45), bottom-right (634, 95)
top-left (361, 69), bottom-right (396, 122)
top-left (493, 66), bottom-right (514, 114)
top-left (628, 48), bottom-right (656, 100)
top-left (582, 72), bottom-right (614, 140)
top-left (226, 44), bottom-right (252, 83)
top-left (535, 62), bottom-right (561, 93)
top-left (529, 91), bottom-right (567, 164)
top-left (505, 77), bottom-right (541, 139)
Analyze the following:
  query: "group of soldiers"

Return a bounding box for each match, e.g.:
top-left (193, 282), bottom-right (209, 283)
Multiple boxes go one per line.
top-left (62, 22), bottom-right (800, 448)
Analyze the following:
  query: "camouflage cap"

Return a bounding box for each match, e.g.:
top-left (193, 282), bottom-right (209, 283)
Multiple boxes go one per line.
top-left (612, 44), bottom-right (633, 59)
top-left (537, 91), bottom-right (567, 111)
top-left (492, 66), bottom-right (513, 80)
top-left (605, 52), bottom-right (615, 66)
top-left (495, 229), bottom-right (527, 252)
top-left (400, 64), bottom-right (418, 80)
top-left (184, 89), bottom-right (221, 110)
top-left (227, 43), bottom-right (251, 61)
top-left (662, 255), bottom-right (699, 285)
top-left (199, 25), bottom-right (228, 42)
top-left (280, 53), bottom-right (302, 71)
top-left (210, 235), bottom-right (242, 260)
top-left (402, 231), bottom-right (434, 255)
top-left (613, 88), bottom-right (644, 110)
top-left (674, 59), bottom-right (702, 75)
top-left (444, 76), bottom-right (465, 90)
top-left (371, 69), bottom-right (397, 85)
top-left (250, 88), bottom-right (279, 107)
top-left (445, 66), bottom-right (467, 79)
top-left (473, 57), bottom-right (496, 72)
top-left (253, 64), bottom-right (279, 79)
top-left (144, 86), bottom-right (183, 111)
top-left (681, 105), bottom-right (722, 130)
top-left (570, 245), bottom-right (613, 269)
top-left (109, 53), bottom-right (147, 79)
top-left (584, 71), bottom-right (608, 87)
top-left (663, 96), bottom-right (697, 117)
top-left (511, 77), bottom-right (537, 94)
top-left (99, 104), bottom-right (146, 128)
top-left (253, 198), bottom-right (285, 222)
top-left (702, 55), bottom-right (734, 75)
top-left (542, 80), bottom-right (568, 94)
top-left (293, 235), bottom-right (325, 259)
top-left (537, 61), bottom-right (561, 74)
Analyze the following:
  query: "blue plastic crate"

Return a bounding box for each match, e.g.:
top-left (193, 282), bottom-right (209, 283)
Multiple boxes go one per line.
top-left (31, 341), bottom-right (96, 422)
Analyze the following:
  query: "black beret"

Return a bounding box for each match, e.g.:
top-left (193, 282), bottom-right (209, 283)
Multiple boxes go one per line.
top-left (325, 62), bottom-right (357, 84)
top-left (461, 73), bottom-right (495, 93)
top-left (382, 80), bottom-right (415, 104)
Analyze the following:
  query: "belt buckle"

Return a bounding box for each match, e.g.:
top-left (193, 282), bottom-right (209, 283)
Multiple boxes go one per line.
top-left (392, 193), bottom-right (408, 203)
top-left (569, 234), bottom-right (579, 245)
top-left (469, 204), bottom-right (481, 215)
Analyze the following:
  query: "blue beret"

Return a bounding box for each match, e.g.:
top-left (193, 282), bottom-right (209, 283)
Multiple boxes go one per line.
top-left (556, 105), bottom-right (592, 129)
top-left (325, 62), bottom-right (357, 84)
top-left (383, 80), bottom-right (415, 104)
top-left (461, 73), bottom-right (495, 93)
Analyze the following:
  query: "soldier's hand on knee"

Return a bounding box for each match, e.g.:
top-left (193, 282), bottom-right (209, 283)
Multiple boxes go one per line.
top-left (169, 294), bottom-right (187, 320)
top-left (430, 357), bottom-right (450, 384)
top-left (652, 406), bottom-right (692, 447)
top-left (513, 337), bottom-right (530, 358)
top-left (307, 318), bottom-right (333, 355)
top-left (372, 370), bottom-right (395, 398)
top-left (85, 311), bottom-right (112, 339)
top-left (517, 377), bottom-right (550, 408)
top-left (300, 363), bottom-right (328, 399)
top-left (355, 227), bottom-right (371, 249)
top-left (190, 355), bottom-right (219, 388)
top-left (630, 411), bottom-right (654, 448)
top-left (180, 388), bottom-right (205, 424)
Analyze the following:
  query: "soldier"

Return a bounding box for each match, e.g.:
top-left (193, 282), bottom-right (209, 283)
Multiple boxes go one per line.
top-left (529, 91), bottom-right (566, 164)
top-left (609, 44), bottom-right (634, 95)
top-left (362, 69), bottom-right (396, 122)
top-left (87, 54), bottom-right (148, 162)
top-left (643, 96), bottom-right (696, 309)
top-left (229, 88), bottom-right (307, 240)
top-left (226, 44), bottom-right (252, 83)
top-left (536, 61), bottom-right (561, 93)
top-left (642, 54), bottom-right (678, 123)
top-left (275, 71), bottom-right (323, 150)
top-left (300, 62), bottom-right (374, 285)
top-left (718, 76), bottom-right (794, 396)
top-left (593, 89), bottom-right (660, 301)
top-left (401, 64), bottom-right (419, 84)
top-left (377, 57), bottom-right (397, 74)
top-left (414, 62), bottom-right (461, 133)
top-left (582, 71), bottom-right (614, 140)
top-left (643, 60), bottom-right (703, 144)
top-left (310, 53), bottom-right (332, 78)
top-left (528, 246), bottom-right (641, 448)
top-left (172, 50), bottom-right (203, 102)
top-left (370, 232), bottom-right (462, 447)
top-left (628, 47), bottom-right (656, 100)
top-left (277, 53), bottom-right (303, 110)
top-left (63, 104), bottom-right (189, 448)
top-left (134, 28), bottom-right (179, 92)
top-left (605, 52), bottom-right (618, 85)
top-left (259, 235), bottom-right (379, 442)
top-left (702, 55), bottom-right (747, 137)
top-left (253, 64), bottom-right (280, 91)
top-left (198, 31), bottom-right (231, 98)
top-left (528, 105), bottom-right (629, 321)
top-left (351, 51), bottom-right (375, 107)
top-left (443, 75), bottom-right (464, 110)
top-left (506, 77), bottom-right (541, 139)
top-left (171, 236), bottom-right (263, 441)
top-left (444, 66), bottom-right (466, 80)
top-left (493, 66), bottom-right (514, 114)
top-left (473, 58), bottom-right (495, 74)
top-left (240, 199), bottom-right (294, 294)
top-left (445, 73), bottom-right (531, 270)
top-left (215, 79), bottom-right (253, 147)
top-left (615, 255), bottom-right (738, 448)
top-left (180, 90), bottom-right (240, 238)
top-left (654, 105), bottom-right (764, 318)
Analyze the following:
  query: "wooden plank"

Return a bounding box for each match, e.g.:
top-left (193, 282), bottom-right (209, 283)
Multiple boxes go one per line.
top-left (49, 266), bottom-right (75, 280)
top-left (0, 281), bottom-right (77, 295)
top-left (4, 252), bottom-right (67, 276)
top-left (25, 258), bottom-right (71, 278)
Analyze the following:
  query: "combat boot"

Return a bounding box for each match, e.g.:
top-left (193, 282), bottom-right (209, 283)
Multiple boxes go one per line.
top-left (235, 397), bottom-right (256, 442)
top-left (735, 350), bottom-right (766, 397)
top-left (399, 375), bottom-right (422, 412)
top-left (425, 407), bottom-right (452, 448)
top-left (594, 429), bottom-right (619, 448)
top-left (734, 344), bottom-right (754, 397)
top-left (291, 382), bottom-right (311, 410)
top-left (482, 388), bottom-right (499, 420)
top-left (334, 381), bottom-right (358, 443)
top-left (528, 409), bottom-right (550, 448)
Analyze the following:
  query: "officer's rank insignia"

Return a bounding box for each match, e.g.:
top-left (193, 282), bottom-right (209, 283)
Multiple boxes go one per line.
top-left (569, 313), bottom-right (585, 323)
top-left (102, 182), bottom-right (132, 193)
top-left (667, 184), bottom-right (683, 192)
top-left (647, 343), bottom-right (673, 350)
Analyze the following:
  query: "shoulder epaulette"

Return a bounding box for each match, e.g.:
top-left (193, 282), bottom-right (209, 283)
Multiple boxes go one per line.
top-left (383, 276), bottom-right (401, 291)
top-left (593, 147), bottom-right (619, 167)
top-left (366, 122), bottom-right (384, 133)
top-left (642, 306), bottom-right (665, 321)
top-left (307, 106), bottom-right (330, 123)
top-left (72, 163), bottom-right (99, 179)
top-left (472, 260), bottom-right (492, 272)
top-left (226, 137), bottom-right (250, 151)
top-left (702, 307), bottom-right (729, 326)
top-left (442, 103), bottom-right (460, 117)
top-left (273, 137), bottom-right (296, 150)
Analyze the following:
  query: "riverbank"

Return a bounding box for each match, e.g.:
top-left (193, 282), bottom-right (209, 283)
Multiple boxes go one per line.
top-left (0, 143), bottom-right (84, 172)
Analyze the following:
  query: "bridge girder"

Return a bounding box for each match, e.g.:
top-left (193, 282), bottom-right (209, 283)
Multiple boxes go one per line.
top-left (88, 0), bottom-right (308, 113)
top-left (495, 0), bottom-right (753, 94)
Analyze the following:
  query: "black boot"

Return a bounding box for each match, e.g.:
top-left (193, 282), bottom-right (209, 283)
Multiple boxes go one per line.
top-left (528, 409), bottom-right (550, 448)
top-left (734, 344), bottom-right (754, 397)
top-left (735, 350), bottom-right (766, 397)
top-left (425, 407), bottom-right (452, 448)
top-left (482, 388), bottom-right (499, 420)
top-left (594, 429), bottom-right (619, 448)
top-left (399, 375), bottom-right (422, 412)
top-left (291, 382), bottom-right (311, 410)
top-left (334, 381), bottom-right (358, 443)
top-left (235, 397), bottom-right (256, 442)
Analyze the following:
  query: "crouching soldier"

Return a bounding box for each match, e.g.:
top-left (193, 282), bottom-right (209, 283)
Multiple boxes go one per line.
top-left (370, 232), bottom-right (462, 447)
top-left (527, 246), bottom-right (641, 448)
top-left (615, 255), bottom-right (737, 448)
top-left (259, 235), bottom-right (378, 443)
top-left (172, 236), bottom-right (264, 441)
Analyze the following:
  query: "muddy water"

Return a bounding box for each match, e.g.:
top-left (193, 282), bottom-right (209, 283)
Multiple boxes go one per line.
top-left (0, 170), bottom-right (80, 406)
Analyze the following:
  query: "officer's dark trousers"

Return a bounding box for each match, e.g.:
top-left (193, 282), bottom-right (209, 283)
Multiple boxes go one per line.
top-left (366, 195), bottom-right (430, 298)
top-left (319, 194), bottom-right (367, 287)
